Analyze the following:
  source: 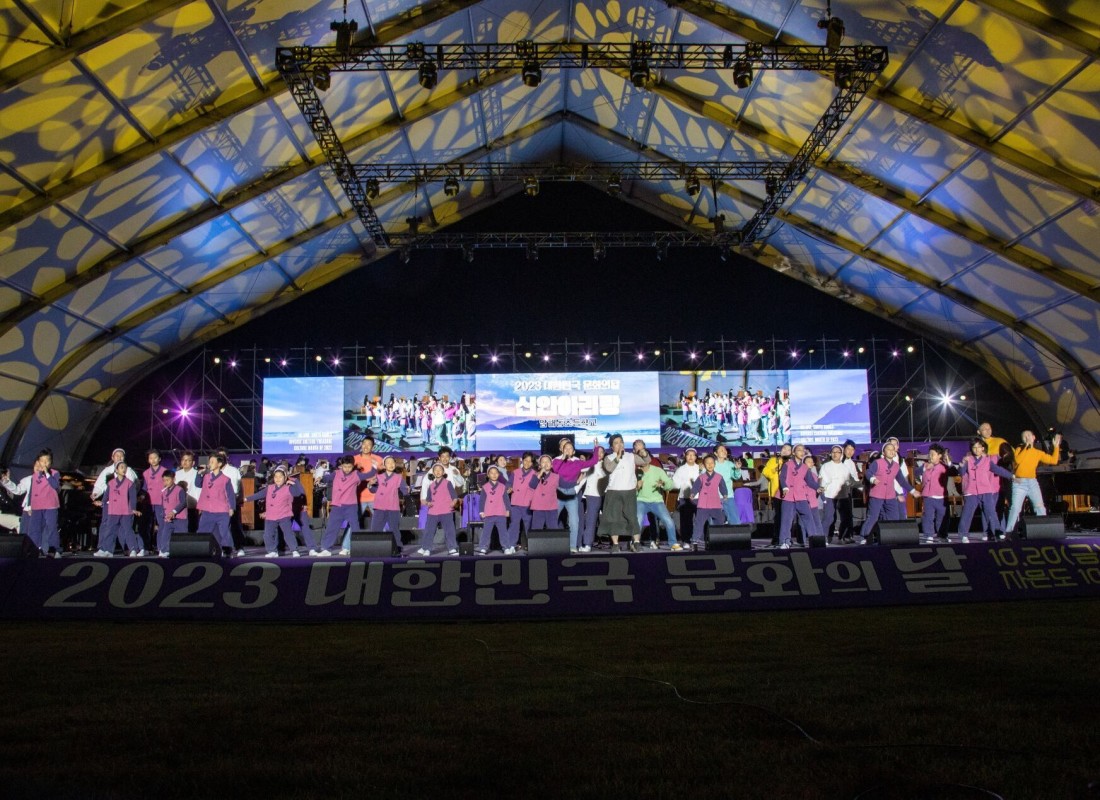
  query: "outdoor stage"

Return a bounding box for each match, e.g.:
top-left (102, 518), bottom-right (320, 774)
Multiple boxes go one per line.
top-left (1, 534), bottom-right (1098, 621)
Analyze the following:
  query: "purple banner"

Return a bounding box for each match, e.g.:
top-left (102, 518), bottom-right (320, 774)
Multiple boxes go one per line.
top-left (2, 539), bottom-right (1099, 620)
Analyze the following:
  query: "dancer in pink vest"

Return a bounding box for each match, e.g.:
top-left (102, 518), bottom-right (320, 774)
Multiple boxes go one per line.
top-left (317, 455), bottom-right (378, 555)
top-left (94, 461), bottom-right (143, 557)
top-left (957, 438), bottom-right (1013, 542)
top-left (917, 445), bottom-right (953, 544)
top-left (25, 450), bottom-right (62, 557)
top-left (529, 455), bottom-right (562, 530)
top-left (476, 465), bottom-right (513, 554)
top-left (143, 449), bottom-right (168, 551)
top-left (242, 466), bottom-right (306, 557)
top-left (370, 456), bottom-right (410, 550)
top-left (507, 453), bottom-right (537, 545)
top-left (859, 441), bottom-right (918, 544)
top-left (691, 454), bottom-right (729, 547)
top-left (196, 453), bottom-right (239, 556)
top-left (418, 463), bottom-right (458, 556)
top-left (158, 470), bottom-right (188, 557)
top-left (778, 445), bottom-right (822, 547)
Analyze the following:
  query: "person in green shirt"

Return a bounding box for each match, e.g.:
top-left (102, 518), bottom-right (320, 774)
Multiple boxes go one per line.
top-left (713, 445), bottom-right (743, 524)
top-left (635, 455), bottom-right (681, 551)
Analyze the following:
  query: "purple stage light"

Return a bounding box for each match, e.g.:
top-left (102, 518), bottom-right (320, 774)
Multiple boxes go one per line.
top-left (280, 359), bottom-right (288, 367)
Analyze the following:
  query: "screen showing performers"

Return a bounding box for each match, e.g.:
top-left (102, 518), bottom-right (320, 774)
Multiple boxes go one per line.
top-left (261, 376), bottom-right (344, 453)
top-left (476, 372), bottom-right (660, 451)
top-left (343, 375), bottom-right (477, 453)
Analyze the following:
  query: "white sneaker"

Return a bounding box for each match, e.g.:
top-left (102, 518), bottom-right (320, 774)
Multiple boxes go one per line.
top-left (570, 548), bottom-right (578, 554)
top-left (290, 550), bottom-right (302, 558)
top-left (779, 542), bottom-right (792, 549)
top-left (52, 551), bottom-right (62, 559)
top-left (961, 536), bottom-right (970, 543)
top-left (503, 547), bottom-right (516, 555)
top-left (132, 549), bottom-right (146, 558)
top-left (128, 550), bottom-right (137, 557)
top-left (235, 549), bottom-right (246, 557)
top-left (859, 538), bottom-right (868, 545)
top-left (159, 551), bottom-right (171, 558)
top-left (264, 551), bottom-right (279, 558)
top-left (416, 548), bottom-right (431, 556)
top-left (476, 549), bottom-right (488, 555)
top-left (309, 549), bottom-right (320, 556)
top-left (93, 549), bottom-right (112, 558)
top-left (448, 549), bottom-right (459, 556)
top-left (579, 545), bottom-right (591, 553)
top-left (338, 548), bottom-right (350, 556)
top-left (316, 549), bottom-right (332, 557)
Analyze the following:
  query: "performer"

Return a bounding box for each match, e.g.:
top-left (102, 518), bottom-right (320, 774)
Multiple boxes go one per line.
top-left (143, 449), bottom-right (168, 550)
top-left (858, 441), bottom-right (919, 544)
top-left (672, 448), bottom-right (701, 538)
top-left (370, 456), bottom-right (409, 551)
top-left (506, 453), bottom-right (537, 546)
top-left (21, 451), bottom-right (63, 557)
top-left (418, 463), bottom-right (459, 556)
top-left (778, 444), bottom-right (822, 548)
top-left (762, 444), bottom-right (792, 538)
top-left (1004, 430), bottom-right (1062, 533)
top-left (476, 465), bottom-right (513, 554)
top-left (173, 450), bottom-right (202, 532)
top-left (578, 454), bottom-right (606, 553)
top-left (316, 456), bottom-right (377, 556)
top-left (957, 438), bottom-right (1013, 542)
top-left (157, 470), bottom-right (188, 557)
top-left (917, 445), bottom-right (953, 544)
top-left (818, 444), bottom-right (860, 543)
top-left (713, 445), bottom-right (742, 525)
top-left (242, 466), bottom-right (305, 557)
top-left (690, 454), bottom-right (728, 549)
top-left (93, 461), bottom-right (143, 557)
top-left (552, 438), bottom-right (601, 551)
top-left (636, 454), bottom-right (679, 550)
top-left (91, 448), bottom-right (138, 503)
top-left (528, 455), bottom-right (562, 531)
top-left (196, 453), bottom-right (240, 557)
top-left (598, 435), bottom-right (643, 553)
top-left (349, 437), bottom-right (385, 552)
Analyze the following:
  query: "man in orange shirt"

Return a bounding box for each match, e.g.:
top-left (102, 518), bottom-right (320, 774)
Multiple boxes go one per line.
top-left (341, 437), bottom-right (385, 555)
top-left (1005, 429), bottom-right (1062, 534)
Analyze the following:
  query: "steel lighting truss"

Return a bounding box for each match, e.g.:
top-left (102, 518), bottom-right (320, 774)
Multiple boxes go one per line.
top-left (277, 40), bottom-right (888, 249)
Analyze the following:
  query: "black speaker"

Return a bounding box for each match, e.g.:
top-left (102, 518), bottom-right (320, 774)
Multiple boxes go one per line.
top-left (808, 534), bottom-right (827, 548)
top-left (169, 533), bottom-right (219, 558)
top-left (1020, 515), bottom-right (1066, 540)
top-left (526, 528), bottom-right (569, 555)
top-left (350, 531), bottom-right (396, 557)
top-left (399, 515), bottom-right (419, 531)
top-left (0, 534), bottom-right (36, 558)
top-left (706, 524), bottom-right (753, 550)
top-left (878, 520), bottom-right (919, 545)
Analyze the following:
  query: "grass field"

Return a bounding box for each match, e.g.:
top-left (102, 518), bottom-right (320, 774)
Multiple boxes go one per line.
top-left (2, 599), bottom-right (1098, 799)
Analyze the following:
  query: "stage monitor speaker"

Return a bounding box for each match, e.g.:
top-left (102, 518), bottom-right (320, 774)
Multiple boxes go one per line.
top-left (808, 534), bottom-right (827, 548)
top-left (526, 528), bottom-right (569, 556)
top-left (350, 531), bottom-right (396, 557)
top-left (169, 534), bottom-right (219, 558)
top-left (706, 524), bottom-right (753, 550)
top-left (878, 520), bottom-right (919, 545)
top-left (1020, 515), bottom-right (1066, 540)
top-left (0, 534), bottom-right (36, 558)
top-left (399, 515), bottom-right (419, 531)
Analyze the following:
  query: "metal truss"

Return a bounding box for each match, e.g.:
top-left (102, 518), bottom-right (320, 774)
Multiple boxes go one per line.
top-left (385, 231), bottom-right (737, 250)
top-left (277, 40), bottom-right (888, 248)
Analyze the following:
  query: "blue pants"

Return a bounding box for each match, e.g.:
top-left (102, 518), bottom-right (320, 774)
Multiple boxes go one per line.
top-left (580, 496), bottom-right (601, 547)
top-left (200, 512), bottom-right (233, 549)
top-left (27, 508), bottom-right (59, 553)
top-left (420, 513), bottom-right (457, 552)
top-left (479, 514), bottom-right (512, 551)
top-left (530, 509), bottom-right (559, 530)
top-left (859, 496), bottom-right (902, 541)
top-left (261, 518), bottom-right (294, 552)
top-left (371, 509), bottom-right (403, 547)
top-left (157, 514), bottom-right (180, 553)
top-left (557, 494), bottom-right (581, 548)
top-left (637, 500), bottom-right (678, 545)
top-left (100, 514), bottom-right (142, 553)
top-left (959, 493), bottom-right (1000, 538)
top-left (508, 505), bottom-right (532, 542)
top-left (721, 496), bottom-right (741, 525)
top-left (693, 508), bottom-right (724, 543)
top-left (779, 500), bottom-right (818, 544)
top-left (921, 497), bottom-right (947, 538)
top-left (322, 505), bottom-right (358, 550)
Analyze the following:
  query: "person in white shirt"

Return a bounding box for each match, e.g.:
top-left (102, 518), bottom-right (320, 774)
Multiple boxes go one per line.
top-left (172, 450), bottom-right (202, 532)
top-left (597, 434), bottom-right (643, 553)
top-left (577, 455), bottom-right (606, 553)
top-left (818, 444), bottom-right (861, 543)
top-left (91, 448), bottom-right (138, 500)
top-left (0, 468), bottom-right (30, 532)
top-left (418, 446), bottom-right (464, 529)
top-left (672, 448), bottom-right (702, 539)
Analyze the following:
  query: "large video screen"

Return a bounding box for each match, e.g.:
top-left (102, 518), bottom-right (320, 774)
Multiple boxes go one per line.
top-left (343, 375), bottom-right (476, 453)
top-left (261, 376), bottom-right (344, 453)
top-left (472, 372), bottom-right (661, 452)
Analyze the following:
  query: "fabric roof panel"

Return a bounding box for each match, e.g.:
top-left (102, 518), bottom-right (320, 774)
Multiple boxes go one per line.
top-left (566, 69), bottom-right (654, 141)
top-left (479, 74), bottom-right (564, 143)
top-left (1017, 204), bottom-right (1100, 287)
top-left (0, 6), bottom-right (50, 70)
top-left (231, 172), bottom-right (340, 251)
top-left (787, 171), bottom-right (904, 248)
top-left (0, 205), bottom-right (116, 294)
top-left (872, 214), bottom-right (986, 284)
top-left (468, 0), bottom-right (571, 43)
top-left (139, 215), bottom-right (262, 288)
top-left (60, 263), bottom-right (174, 328)
top-left (571, 0), bottom-right (679, 42)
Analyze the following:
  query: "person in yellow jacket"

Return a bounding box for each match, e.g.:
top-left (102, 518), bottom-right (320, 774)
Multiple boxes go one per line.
top-left (761, 443), bottom-right (792, 539)
top-left (1004, 430), bottom-right (1062, 533)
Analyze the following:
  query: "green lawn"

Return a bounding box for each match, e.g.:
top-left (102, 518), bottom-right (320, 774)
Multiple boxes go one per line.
top-left (2, 600), bottom-right (1097, 799)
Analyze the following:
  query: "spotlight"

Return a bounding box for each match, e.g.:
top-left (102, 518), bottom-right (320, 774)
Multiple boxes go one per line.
top-left (365, 178), bottom-right (380, 199)
top-left (740, 351), bottom-right (749, 360)
top-left (765, 176), bottom-right (781, 197)
top-left (332, 358), bottom-right (340, 366)
top-left (907, 345), bottom-right (915, 353)
top-left (219, 407), bottom-right (226, 414)
top-left (833, 62), bottom-right (853, 90)
top-left (688, 351), bottom-right (697, 360)
top-left (524, 176), bottom-right (539, 197)
top-left (280, 359), bottom-right (288, 367)
top-left (790, 351), bottom-right (798, 359)
top-left (892, 350), bottom-right (900, 358)
top-left (960, 394), bottom-right (967, 401)
top-left (842, 351), bottom-right (850, 358)
top-left (179, 407), bottom-right (190, 418)
top-left (522, 60), bottom-right (542, 87)
top-left (542, 354), bottom-right (550, 363)
top-left (857, 346), bottom-right (865, 354)
top-left (419, 353), bottom-right (426, 360)
top-left (331, 18), bottom-right (358, 53)
top-left (684, 174), bottom-right (700, 196)
top-left (161, 408), bottom-right (168, 415)
top-left (264, 357), bottom-right (271, 363)
top-left (582, 353), bottom-right (592, 362)
top-left (312, 66), bottom-right (331, 91)
top-left (757, 348), bottom-right (764, 354)
top-left (213, 357), bottom-right (221, 364)
top-left (228, 360), bottom-right (238, 368)
top-left (733, 57), bottom-right (753, 89)
top-left (654, 349), bottom-right (661, 356)
top-left (941, 394), bottom-right (953, 405)
top-left (315, 355), bottom-right (322, 362)
top-left (443, 176), bottom-right (460, 197)
top-left (819, 15), bottom-right (846, 52)
top-left (418, 61), bottom-right (437, 90)
top-left (436, 356), bottom-right (444, 365)
top-left (406, 42), bottom-right (425, 61)
top-left (636, 353), bottom-right (645, 361)
top-left (606, 175), bottom-right (621, 195)
top-left (385, 357), bottom-right (394, 365)
top-left (489, 355), bottom-right (499, 364)
top-left (904, 395), bottom-right (912, 403)
top-left (629, 59), bottom-right (649, 87)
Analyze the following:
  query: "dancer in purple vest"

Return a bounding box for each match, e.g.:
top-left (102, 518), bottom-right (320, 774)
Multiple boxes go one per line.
top-left (23, 450), bottom-right (62, 557)
top-left (918, 445), bottom-right (953, 544)
top-left (507, 452), bottom-right (537, 545)
top-left (529, 455), bottom-right (562, 530)
top-left (957, 438), bottom-right (1012, 542)
top-left (691, 454), bottom-right (729, 548)
top-left (418, 463), bottom-right (459, 556)
top-left (316, 456), bottom-right (378, 556)
top-left (242, 466), bottom-right (306, 557)
top-left (94, 461), bottom-right (143, 557)
top-left (143, 449), bottom-right (167, 552)
top-left (476, 465), bottom-right (513, 554)
top-left (196, 453), bottom-right (239, 556)
top-left (370, 456), bottom-right (410, 551)
top-left (859, 441), bottom-right (919, 544)
top-left (777, 445), bottom-right (824, 547)
top-left (158, 470), bottom-right (188, 557)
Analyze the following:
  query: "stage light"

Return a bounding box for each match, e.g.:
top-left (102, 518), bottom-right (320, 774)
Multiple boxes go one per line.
top-left (213, 357), bottom-right (221, 364)
top-left (471, 353), bottom-right (479, 359)
top-left (522, 60), bottom-right (542, 87)
top-left (312, 66), bottom-right (331, 91)
top-left (907, 345), bottom-right (915, 353)
top-left (406, 42), bottom-right (425, 61)
top-left (636, 352), bottom-right (645, 361)
top-left (524, 352), bottom-right (532, 358)
top-left (280, 359), bottom-right (288, 367)
top-left (264, 357), bottom-right (271, 363)
top-left (688, 351), bottom-right (697, 360)
top-left (904, 395), bottom-right (912, 403)
top-left (228, 360), bottom-right (238, 368)
top-left (941, 394), bottom-right (953, 405)
top-left (629, 59), bottom-right (649, 87)
top-left (365, 178), bottom-right (380, 199)
top-left (385, 357), bottom-right (394, 365)
top-left (583, 353), bottom-right (592, 362)
top-left (757, 348), bottom-right (764, 354)
top-left (161, 408), bottom-right (168, 415)
top-left (960, 394), bottom-right (967, 401)
top-left (418, 61), bottom-right (437, 90)
top-left (607, 176), bottom-right (622, 196)
top-left (857, 346), bottom-right (865, 354)
top-left (654, 349), bottom-right (661, 356)
top-left (315, 355), bottom-right (322, 362)
top-left (436, 356), bottom-right (444, 365)
top-left (178, 407), bottom-right (190, 418)
top-left (461, 245), bottom-right (474, 263)
top-left (741, 351), bottom-right (749, 359)
top-left (808, 348), bottom-right (815, 354)
top-left (419, 353), bottom-right (426, 360)
top-left (892, 350), bottom-right (900, 358)
top-left (790, 350), bottom-right (798, 359)
top-left (601, 352), bottom-right (609, 357)
top-left (765, 176), bottom-right (780, 197)
top-left (684, 174), bottom-right (700, 196)
top-left (331, 18), bottom-right (358, 53)
top-left (489, 355), bottom-right (498, 364)
top-left (706, 350), bottom-right (713, 355)
top-left (542, 354), bottom-right (550, 363)
top-left (524, 176), bottom-right (539, 197)
top-left (443, 176), bottom-right (460, 197)
top-left (733, 57), bottom-right (753, 89)
top-left (819, 14), bottom-right (846, 52)
top-left (332, 358), bottom-right (340, 366)
top-left (834, 62), bottom-right (853, 90)
top-left (842, 351), bottom-right (850, 358)
top-left (219, 407), bottom-right (226, 414)
top-left (526, 242), bottom-right (538, 261)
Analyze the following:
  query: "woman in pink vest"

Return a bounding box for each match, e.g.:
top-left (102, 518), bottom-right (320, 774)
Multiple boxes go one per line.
top-left (94, 461), bottom-right (143, 557)
top-left (528, 455), bottom-right (561, 531)
top-left (158, 470), bottom-right (188, 557)
top-left (26, 450), bottom-right (62, 557)
top-left (242, 466), bottom-right (306, 557)
top-left (858, 441), bottom-right (918, 544)
top-left (196, 453), bottom-right (239, 556)
top-left (476, 464), bottom-right (513, 554)
top-left (418, 463), bottom-right (458, 556)
top-left (778, 444), bottom-right (822, 548)
top-left (507, 452), bottom-right (537, 545)
top-left (317, 455), bottom-right (378, 556)
top-left (691, 454), bottom-right (729, 548)
top-left (957, 437), bottom-right (1013, 542)
top-left (370, 456), bottom-right (410, 551)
